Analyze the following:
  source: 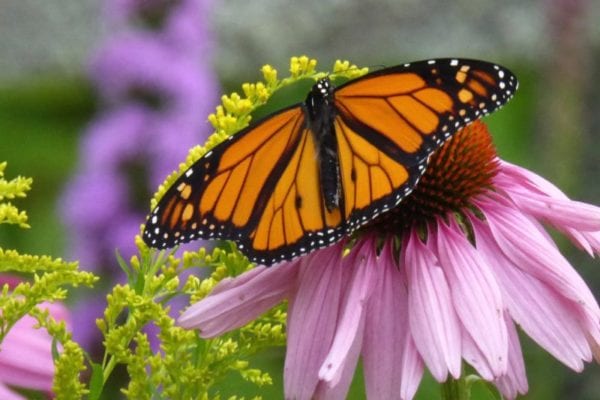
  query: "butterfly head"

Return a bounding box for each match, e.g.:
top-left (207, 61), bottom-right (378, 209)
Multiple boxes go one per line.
top-left (305, 77), bottom-right (335, 120)
top-left (311, 77), bottom-right (334, 100)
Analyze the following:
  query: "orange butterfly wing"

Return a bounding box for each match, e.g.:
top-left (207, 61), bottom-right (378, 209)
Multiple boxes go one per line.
top-left (144, 106), bottom-right (307, 250)
top-left (332, 58), bottom-right (517, 229)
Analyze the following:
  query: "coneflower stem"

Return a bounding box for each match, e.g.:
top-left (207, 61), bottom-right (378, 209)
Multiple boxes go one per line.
top-left (441, 376), bottom-right (470, 400)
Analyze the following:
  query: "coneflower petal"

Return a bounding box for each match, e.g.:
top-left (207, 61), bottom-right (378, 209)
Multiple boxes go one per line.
top-left (461, 331), bottom-right (494, 380)
top-left (479, 195), bottom-right (600, 345)
top-left (318, 240), bottom-right (376, 386)
top-left (434, 219), bottom-right (508, 377)
top-left (363, 241), bottom-right (423, 400)
top-left (495, 162), bottom-right (600, 231)
top-left (398, 333), bottom-right (425, 400)
top-left (472, 215), bottom-right (595, 370)
top-left (284, 244), bottom-right (346, 399)
top-left (0, 383), bottom-right (24, 400)
top-left (178, 263), bottom-right (297, 337)
top-left (405, 230), bottom-right (462, 381)
top-left (494, 314), bottom-right (528, 400)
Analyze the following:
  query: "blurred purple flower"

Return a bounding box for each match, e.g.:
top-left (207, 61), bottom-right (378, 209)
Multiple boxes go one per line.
top-left (90, 34), bottom-right (215, 112)
top-left (61, 0), bottom-right (218, 350)
top-left (104, 0), bottom-right (214, 53)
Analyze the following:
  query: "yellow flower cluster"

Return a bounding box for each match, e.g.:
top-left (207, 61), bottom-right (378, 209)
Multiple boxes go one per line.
top-left (0, 162), bottom-right (97, 399)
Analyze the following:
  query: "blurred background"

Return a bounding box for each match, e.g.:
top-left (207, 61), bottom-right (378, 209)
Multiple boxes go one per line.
top-left (0, 0), bottom-right (599, 398)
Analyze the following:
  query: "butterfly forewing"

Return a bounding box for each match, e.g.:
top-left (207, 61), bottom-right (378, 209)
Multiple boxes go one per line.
top-left (246, 124), bottom-right (345, 264)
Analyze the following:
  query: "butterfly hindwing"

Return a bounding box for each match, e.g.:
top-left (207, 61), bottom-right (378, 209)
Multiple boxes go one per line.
top-left (246, 120), bottom-right (345, 264)
top-left (334, 116), bottom-right (423, 232)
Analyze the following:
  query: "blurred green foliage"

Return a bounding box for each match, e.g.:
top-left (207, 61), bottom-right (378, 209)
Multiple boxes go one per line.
top-left (0, 77), bottom-right (94, 256)
top-left (0, 63), bottom-right (598, 399)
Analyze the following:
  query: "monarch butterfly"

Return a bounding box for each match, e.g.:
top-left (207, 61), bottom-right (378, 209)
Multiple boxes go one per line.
top-left (143, 58), bottom-right (517, 265)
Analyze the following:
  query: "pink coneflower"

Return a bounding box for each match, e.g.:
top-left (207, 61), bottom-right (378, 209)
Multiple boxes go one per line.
top-left (178, 121), bottom-right (600, 399)
top-left (0, 277), bottom-right (71, 399)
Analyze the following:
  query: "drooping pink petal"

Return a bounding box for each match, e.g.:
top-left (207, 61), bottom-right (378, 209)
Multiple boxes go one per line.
top-left (580, 231), bottom-right (600, 251)
top-left (318, 240), bottom-right (376, 386)
top-left (363, 241), bottom-right (423, 400)
top-left (494, 314), bottom-right (528, 400)
top-left (472, 215), bottom-right (596, 370)
top-left (495, 165), bottom-right (600, 231)
top-left (284, 244), bottom-right (346, 399)
top-left (563, 229), bottom-right (596, 257)
top-left (209, 264), bottom-right (281, 295)
top-left (178, 262), bottom-right (298, 337)
top-left (477, 195), bottom-right (600, 345)
top-left (461, 330), bottom-right (494, 381)
top-left (0, 383), bottom-right (24, 400)
top-left (405, 230), bottom-right (461, 381)
top-left (591, 337), bottom-right (600, 363)
top-left (570, 230), bottom-right (600, 257)
top-left (506, 193), bottom-right (600, 231)
top-left (0, 301), bottom-right (69, 393)
top-left (398, 333), bottom-right (425, 400)
top-left (496, 160), bottom-right (600, 255)
top-left (497, 160), bottom-right (570, 199)
top-left (434, 219), bottom-right (508, 377)
top-left (0, 329), bottom-right (55, 390)
top-left (314, 316), bottom-right (363, 400)
top-left (480, 192), bottom-right (598, 307)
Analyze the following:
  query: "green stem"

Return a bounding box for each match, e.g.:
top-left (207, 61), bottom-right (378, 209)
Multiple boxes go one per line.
top-left (103, 355), bottom-right (117, 384)
top-left (441, 376), bottom-right (470, 400)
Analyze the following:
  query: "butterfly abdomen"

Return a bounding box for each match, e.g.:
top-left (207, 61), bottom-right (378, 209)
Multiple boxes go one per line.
top-left (305, 77), bottom-right (343, 212)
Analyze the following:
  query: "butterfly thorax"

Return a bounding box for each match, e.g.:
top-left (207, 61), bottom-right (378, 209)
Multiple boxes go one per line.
top-left (304, 77), bottom-right (342, 212)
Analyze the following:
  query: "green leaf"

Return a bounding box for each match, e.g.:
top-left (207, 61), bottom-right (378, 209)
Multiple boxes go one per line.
top-left (51, 337), bottom-right (60, 361)
top-left (88, 362), bottom-right (105, 400)
top-left (116, 249), bottom-right (133, 285)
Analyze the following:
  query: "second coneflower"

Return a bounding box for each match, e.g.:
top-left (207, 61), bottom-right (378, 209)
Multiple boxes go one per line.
top-left (179, 121), bottom-right (600, 400)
